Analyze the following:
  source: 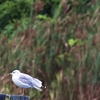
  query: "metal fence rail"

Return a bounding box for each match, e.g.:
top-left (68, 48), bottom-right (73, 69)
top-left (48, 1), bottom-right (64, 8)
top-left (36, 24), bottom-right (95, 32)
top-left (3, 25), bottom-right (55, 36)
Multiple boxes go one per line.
top-left (0, 94), bottom-right (30, 100)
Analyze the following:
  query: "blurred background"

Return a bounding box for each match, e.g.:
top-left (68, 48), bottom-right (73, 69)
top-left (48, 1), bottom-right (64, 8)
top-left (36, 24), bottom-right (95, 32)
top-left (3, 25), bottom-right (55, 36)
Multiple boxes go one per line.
top-left (0, 0), bottom-right (100, 100)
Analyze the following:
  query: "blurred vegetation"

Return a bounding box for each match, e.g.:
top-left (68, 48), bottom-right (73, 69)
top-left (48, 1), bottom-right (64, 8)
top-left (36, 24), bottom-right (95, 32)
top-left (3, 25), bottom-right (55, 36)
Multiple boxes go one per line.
top-left (0, 0), bottom-right (100, 100)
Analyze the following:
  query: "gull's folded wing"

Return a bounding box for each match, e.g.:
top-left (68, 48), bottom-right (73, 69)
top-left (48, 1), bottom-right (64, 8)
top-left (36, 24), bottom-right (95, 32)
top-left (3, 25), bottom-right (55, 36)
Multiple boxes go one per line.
top-left (19, 73), bottom-right (42, 88)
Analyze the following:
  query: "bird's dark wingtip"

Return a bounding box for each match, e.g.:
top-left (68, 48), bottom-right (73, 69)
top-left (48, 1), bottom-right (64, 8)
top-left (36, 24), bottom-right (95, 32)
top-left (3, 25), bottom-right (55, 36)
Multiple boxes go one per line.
top-left (41, 86), bottom-right (46, 89)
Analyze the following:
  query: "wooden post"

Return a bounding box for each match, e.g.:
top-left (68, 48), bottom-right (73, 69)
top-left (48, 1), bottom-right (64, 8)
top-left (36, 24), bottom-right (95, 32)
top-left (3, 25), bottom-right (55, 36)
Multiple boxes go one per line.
top-left (0, 94), bottom-right (30, 100)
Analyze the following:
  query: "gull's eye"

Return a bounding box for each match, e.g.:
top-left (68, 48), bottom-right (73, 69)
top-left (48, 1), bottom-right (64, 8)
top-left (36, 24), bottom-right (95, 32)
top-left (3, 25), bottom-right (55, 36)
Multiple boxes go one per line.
top-left (12, 71), bottom-right (15, 74)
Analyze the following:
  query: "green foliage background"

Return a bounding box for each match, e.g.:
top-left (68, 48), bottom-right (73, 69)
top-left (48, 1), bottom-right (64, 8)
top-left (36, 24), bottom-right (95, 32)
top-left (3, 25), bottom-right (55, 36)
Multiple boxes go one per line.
top-left (0, 0), bottom-right (100, 100)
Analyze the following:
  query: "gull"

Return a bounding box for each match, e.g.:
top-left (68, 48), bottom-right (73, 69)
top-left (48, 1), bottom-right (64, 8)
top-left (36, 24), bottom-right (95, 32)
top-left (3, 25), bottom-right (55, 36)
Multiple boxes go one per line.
top-left (10, 70), bottom-right (46, 91)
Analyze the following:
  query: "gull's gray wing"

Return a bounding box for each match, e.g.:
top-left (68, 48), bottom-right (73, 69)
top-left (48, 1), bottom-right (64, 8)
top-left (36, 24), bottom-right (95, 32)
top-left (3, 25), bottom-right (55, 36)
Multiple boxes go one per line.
top-left (33, 78), bottom-right (42, 87)
top-left (19, 73), bottom-right (42, 88)
top-left (19, 73), bottom-right (34, 87)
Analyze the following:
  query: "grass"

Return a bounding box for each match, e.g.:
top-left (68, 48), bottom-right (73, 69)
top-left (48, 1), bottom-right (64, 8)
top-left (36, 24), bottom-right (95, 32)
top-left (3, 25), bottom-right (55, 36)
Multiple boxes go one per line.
top-left (0, 0), bottom-right (100, 100)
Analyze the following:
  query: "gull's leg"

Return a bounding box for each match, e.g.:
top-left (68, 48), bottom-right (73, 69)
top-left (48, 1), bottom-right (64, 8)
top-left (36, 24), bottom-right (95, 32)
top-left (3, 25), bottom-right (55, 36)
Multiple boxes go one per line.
top-left (22, 88), bottom-right (25, 95)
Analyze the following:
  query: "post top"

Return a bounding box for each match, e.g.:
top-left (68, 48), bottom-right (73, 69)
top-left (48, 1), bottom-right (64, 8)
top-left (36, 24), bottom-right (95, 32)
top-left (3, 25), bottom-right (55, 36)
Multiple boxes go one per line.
top-left (0, 94), bottom-right (30, 100)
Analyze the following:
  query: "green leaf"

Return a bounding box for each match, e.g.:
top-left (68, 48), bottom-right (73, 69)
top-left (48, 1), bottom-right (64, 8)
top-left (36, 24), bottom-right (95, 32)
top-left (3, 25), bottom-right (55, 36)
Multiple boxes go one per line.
top-left (68, 38), bottom-right (76, 47)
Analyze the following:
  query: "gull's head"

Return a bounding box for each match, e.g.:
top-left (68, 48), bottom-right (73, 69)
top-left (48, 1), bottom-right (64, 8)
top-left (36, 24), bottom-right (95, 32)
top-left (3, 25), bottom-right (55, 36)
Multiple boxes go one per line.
top-left (10, 70), bottom-right (21, 75)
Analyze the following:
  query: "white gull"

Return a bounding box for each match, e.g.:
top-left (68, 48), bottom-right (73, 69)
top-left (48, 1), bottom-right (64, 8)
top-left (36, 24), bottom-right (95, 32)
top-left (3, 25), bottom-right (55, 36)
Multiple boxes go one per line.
top-left (10, 70), bottom-right (46, 91)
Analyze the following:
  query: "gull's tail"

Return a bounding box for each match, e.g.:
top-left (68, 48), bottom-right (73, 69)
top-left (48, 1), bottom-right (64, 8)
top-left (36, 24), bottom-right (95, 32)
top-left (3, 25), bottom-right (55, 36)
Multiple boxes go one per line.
top-left (41, 85), bottom-right (46, 89)
top-left (34, 86), bottom-right (42, 91)
top-left (34, 85), bottom-right (46, 91)
top-left (33, 78), bottom-right (46, 91)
